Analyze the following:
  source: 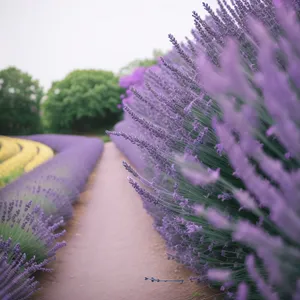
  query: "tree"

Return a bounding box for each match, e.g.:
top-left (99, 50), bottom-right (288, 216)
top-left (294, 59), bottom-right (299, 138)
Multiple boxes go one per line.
top-left (0, 67), bottom-right (43, 135)
top-left (43, 69), bottom-right (125, 133)
top-left (118, 49), bottom-right (164, 76)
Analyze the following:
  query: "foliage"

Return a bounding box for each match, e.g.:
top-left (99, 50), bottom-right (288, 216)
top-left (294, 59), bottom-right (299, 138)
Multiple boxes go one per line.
top-left (110, 0), bottom-right (300, 299)
top-left (42, 69), bottom-right (125, 133)
top-left (118, 49), bottom-right (164, 76)
top-left (0, 67), bottom-right (43, 135)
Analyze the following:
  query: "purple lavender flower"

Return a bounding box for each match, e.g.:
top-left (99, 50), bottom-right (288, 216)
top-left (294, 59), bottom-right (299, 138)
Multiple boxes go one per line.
top-left (207, 269), bottom-right (232, 282)
top-left (119, 67), bottom-right (147, 89)
top-left (0, 237), bottom-right (51, 300)
top-left (177, 154), bottom-right (220, 186)
top-left (2, 135), bottom-right (103, 213)
top-left (0, 199), bottom-right (66, 262)
top-left (0, 134), bottom-right (103, 297)
top-left (236, 282), bottom-right (249, 300)
top-left (119, 67), bottom-right (148, 106)
top-left (111, 0), bottom-right (300, 299)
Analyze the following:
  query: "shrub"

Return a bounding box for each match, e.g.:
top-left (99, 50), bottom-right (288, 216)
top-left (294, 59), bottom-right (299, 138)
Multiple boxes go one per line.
top-left (119, 67), bottom-right (148, 107)
top-left (119, 54), bottom-right (162, 108)
top-left (43, 69), bottom-right (125, 133)
top-left (110, 121), bottom-right (146, 172)
top-left (110, 0), bottom-right (300, 299)
top-left (118, 49), bottom-right (164, 76)
top-left (1, 135), bottom-right (103, 222)
top-left (0, 67), bottom-right (43, 135)
top-left (0, 200), bottom-right (65, 263)
top-left (0, 237), bottom-right (51, 300)
top-left (0, 134), bottom-right (103, 297)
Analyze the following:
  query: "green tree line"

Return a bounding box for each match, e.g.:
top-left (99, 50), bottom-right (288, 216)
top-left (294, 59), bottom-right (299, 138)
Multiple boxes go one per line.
top-left (0, 50), bottom-right (162, 136)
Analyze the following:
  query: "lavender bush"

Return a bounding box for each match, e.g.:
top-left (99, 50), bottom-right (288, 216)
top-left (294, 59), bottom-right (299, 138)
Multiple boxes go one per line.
top-left (110, 0), bottom-right (300, 299)
top-left (0, 199), bottom-right (66, 299)
top-left (0, 199), bottom-right (66, 263)
top-left (1, 135), bottom-right (103, 222)
top-left (17, 134), bottom-right (94, 152)
top-left (113, 63), bottom-right (162, 173)
top-left (0, 135), bottom-right (103, 298)
top-left (111, 121), bottom-right (146, 172)
top-left (0, 237), bottom-right (51, 300)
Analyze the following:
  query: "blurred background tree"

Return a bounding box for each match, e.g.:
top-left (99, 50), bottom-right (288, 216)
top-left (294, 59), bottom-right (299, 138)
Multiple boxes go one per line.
top-left (118, 49), bottom-right (164, 76)
top-left (42, 69), bottom-right (125, 133)
top-left (0, 51), bottom-right (163, 138)
top-left (0, 67), bottom-right (44, 135)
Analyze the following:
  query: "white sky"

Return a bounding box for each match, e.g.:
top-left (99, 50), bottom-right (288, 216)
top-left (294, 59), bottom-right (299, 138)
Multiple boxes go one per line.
top-left (0, 0), bottom-right (218, 90)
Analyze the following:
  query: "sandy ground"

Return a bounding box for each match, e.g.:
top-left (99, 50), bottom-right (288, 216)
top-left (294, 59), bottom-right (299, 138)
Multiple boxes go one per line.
top-left (35, 142), bottom-right (213, 300)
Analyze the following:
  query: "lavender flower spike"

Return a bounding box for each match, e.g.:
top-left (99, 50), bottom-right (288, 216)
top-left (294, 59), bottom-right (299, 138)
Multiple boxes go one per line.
top-left (0, 237), bottom-right (50, 300)
top-left (176, 154), bottom-right (220, 186)
top-left (207, 269), bottom-right (232, 282)
top-left (236, 282), bottom-right (249, 300)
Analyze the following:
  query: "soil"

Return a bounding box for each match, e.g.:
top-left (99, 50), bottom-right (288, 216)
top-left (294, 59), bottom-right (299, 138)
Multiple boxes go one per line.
top-left (33, 142), bottom-right (215, 300)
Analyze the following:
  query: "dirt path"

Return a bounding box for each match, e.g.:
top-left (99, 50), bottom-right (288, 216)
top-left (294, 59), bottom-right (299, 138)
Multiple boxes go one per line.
top-left (37, 142), bottom-right (208, 300)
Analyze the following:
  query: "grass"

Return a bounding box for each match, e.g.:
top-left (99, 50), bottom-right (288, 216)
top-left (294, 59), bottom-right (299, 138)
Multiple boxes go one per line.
top-left (100, 134), bottom-right (111, 143)
top-left (0, 169), bottom-right (24, 188)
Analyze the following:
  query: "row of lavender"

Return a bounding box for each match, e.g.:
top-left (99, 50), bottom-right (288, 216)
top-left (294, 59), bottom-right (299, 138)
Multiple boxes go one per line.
top-left (111, 1), bottom-right (300, 299)
top-left (111, 67), bottom-right (150, 173)
top-left (0, 134), bottom-right (103, 299)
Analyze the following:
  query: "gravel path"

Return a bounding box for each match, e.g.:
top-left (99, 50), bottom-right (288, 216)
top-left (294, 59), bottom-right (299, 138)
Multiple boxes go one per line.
top-left (36, 142), bottom-right (209, 300)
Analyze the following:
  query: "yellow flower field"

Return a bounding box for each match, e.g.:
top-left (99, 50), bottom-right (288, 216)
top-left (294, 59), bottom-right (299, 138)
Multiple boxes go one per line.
top-left (0, 136), bottom-right (54, 187)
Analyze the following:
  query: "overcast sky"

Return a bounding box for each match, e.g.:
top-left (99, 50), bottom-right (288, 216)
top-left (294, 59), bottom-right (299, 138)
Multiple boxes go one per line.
top-left (0, 0), bottom-right (218, 89)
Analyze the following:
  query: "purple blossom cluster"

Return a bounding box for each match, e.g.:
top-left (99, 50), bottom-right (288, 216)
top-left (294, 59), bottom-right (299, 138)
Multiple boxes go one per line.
top-left (119, 66), bottom-right (159, 107)
top-left (110, 121), bottom-right (146, 172)
top-left (0, 237), bottom-right (51, 300)
top-left (110, 0), bottom-right (300, 299)
top-left (119, 67), bottom-right (147, 89)
top-left (0, 134), bottom-right (103, 298)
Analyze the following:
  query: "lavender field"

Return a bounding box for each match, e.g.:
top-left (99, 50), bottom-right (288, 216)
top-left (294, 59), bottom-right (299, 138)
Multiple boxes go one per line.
top-left (0, 134), bottom-right (103, 299)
